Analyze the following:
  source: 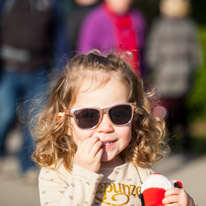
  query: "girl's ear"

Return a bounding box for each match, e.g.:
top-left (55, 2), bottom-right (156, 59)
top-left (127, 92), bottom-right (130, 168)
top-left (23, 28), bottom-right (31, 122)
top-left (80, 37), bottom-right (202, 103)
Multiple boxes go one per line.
top-left (57, 112), bottom-right (65, 122)
top-left (57, 112), bottom-right (72, 136)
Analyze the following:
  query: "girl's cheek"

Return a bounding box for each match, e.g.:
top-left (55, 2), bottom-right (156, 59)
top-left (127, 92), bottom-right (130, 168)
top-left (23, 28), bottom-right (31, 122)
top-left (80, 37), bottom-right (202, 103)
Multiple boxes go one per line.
top-left (73, 128), bottom-right (94, 143)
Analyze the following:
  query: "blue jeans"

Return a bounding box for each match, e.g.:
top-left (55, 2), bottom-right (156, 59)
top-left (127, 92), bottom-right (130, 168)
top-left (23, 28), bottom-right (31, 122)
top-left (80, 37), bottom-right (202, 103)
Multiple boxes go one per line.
top-left (0, 68), bottom-right (49, 172)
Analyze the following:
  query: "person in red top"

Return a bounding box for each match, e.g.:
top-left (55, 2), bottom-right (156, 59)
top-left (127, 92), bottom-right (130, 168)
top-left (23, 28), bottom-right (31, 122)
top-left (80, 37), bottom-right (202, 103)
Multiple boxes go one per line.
top-left (77, 0), bottom-right (147, 76)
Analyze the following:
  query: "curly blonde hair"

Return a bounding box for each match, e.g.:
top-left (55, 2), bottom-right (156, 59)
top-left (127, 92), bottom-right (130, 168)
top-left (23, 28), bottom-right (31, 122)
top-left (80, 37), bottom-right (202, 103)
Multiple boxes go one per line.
top-left (32, 51), bottom-right (169, 172)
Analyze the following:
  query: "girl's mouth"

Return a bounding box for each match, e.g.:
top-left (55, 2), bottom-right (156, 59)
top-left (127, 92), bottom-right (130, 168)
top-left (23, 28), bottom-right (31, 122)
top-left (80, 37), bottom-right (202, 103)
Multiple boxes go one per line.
top-left (101, 140), bottom-right (116, 149)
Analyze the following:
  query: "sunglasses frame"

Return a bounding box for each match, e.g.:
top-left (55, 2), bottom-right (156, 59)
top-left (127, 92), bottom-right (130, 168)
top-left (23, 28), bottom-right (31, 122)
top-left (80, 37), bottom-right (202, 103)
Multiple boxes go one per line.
top-left (67, 102), bottom-right (136, 130)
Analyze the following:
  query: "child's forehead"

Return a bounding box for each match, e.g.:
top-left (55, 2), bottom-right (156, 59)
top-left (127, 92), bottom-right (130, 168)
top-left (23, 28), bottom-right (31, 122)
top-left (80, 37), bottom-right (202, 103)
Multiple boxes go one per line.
top-left (69, 70), bottom-right (131, 108)
top-left (73, 73), bottom-right (129, 108)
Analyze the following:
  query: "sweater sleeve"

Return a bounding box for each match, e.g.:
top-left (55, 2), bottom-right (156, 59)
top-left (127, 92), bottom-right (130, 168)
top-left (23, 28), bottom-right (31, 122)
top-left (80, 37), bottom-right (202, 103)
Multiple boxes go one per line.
top-left (39, 164), bottom-right (104, 206)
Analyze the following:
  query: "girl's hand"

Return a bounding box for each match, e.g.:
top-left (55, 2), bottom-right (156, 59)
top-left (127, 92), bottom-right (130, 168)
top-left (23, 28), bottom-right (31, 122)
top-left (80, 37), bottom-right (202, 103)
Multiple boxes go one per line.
top-left (74, 136), bottom-right (103, 173)
top-left (162, 187), bottom-right (196, 206)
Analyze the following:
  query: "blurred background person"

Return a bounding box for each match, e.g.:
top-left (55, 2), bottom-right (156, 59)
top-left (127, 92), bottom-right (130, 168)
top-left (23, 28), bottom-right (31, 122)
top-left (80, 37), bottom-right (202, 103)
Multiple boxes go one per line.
top-left (146, 0), bottom-right (201, 151)
top-left (67, 0), bottom-right (101, 56)
top-left (0, 0), bottom-right (68, 181)
top-left (77, 0), bottom-right (147, 76)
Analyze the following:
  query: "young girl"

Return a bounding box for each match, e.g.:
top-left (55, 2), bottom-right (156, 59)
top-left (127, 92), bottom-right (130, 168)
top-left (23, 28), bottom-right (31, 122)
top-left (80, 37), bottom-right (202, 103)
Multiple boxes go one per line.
top-left (32, 51), bottom-right (196, 205)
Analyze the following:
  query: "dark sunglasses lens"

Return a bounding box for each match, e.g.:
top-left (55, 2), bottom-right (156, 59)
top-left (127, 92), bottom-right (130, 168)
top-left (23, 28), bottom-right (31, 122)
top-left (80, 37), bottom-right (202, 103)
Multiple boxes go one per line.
top-left (109, 105), bottom-right (132, 125)
top-left (75, 109), bottom-right (100, 129)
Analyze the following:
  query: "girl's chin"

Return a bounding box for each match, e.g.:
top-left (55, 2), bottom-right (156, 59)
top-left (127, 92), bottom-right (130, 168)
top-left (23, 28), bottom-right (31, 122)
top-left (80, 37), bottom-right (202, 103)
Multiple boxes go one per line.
top-left (101, 152), bottom-right (110, 162)
top-left (101, 153), bottom-right (123, 167)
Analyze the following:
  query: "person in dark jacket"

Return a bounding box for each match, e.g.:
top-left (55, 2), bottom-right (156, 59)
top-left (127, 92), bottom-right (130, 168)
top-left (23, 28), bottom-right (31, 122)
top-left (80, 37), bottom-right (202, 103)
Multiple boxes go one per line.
top-left (0, 0), bottom-right (68, 179)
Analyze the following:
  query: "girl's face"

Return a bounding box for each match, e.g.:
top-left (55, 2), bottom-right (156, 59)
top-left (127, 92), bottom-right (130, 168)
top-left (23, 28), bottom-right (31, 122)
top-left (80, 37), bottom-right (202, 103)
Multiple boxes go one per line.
top-left (70, 74), bottom-right (132, 167)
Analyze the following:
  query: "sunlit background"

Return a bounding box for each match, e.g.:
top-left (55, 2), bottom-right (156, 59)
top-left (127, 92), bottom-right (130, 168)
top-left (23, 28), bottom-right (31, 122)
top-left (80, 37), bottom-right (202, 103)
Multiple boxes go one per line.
top-left (0, 0), bottom-right (205, 205)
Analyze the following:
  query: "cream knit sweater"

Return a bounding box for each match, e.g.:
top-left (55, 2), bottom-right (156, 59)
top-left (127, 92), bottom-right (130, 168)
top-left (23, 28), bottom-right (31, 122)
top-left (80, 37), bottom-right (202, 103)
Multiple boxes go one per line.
top-left (39, 161), bottom-right (153, 206)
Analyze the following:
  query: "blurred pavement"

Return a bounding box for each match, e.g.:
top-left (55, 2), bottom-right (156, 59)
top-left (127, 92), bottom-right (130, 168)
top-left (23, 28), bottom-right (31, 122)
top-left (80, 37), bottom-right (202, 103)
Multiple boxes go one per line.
top-left (0, 128), bottom-right (205, 206)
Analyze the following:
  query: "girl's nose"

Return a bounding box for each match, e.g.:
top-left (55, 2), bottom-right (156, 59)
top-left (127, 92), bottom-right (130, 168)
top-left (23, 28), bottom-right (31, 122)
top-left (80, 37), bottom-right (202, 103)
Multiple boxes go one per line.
top-left (97, 113), bottom-right (114, 133)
